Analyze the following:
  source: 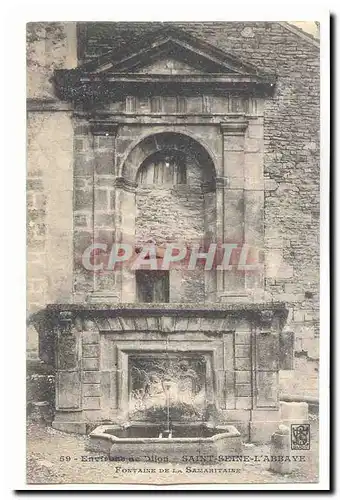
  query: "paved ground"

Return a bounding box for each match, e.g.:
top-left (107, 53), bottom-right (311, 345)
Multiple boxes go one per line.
top-left (27, 415), bottom-right (319, 486)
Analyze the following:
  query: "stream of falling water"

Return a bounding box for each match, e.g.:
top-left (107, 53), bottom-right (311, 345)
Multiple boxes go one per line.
top-left (158, 333), bottom-right (172, 439)
top-left (165, 333), bottom-right (171, 438)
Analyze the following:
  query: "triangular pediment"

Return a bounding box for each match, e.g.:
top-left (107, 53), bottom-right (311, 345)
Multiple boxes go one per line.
top-left (54, 27), bottom-right (276, 100)
top-left (135, 57), bottom-right (202, 75)
top-left (80, 27), bottom-right (269, 78)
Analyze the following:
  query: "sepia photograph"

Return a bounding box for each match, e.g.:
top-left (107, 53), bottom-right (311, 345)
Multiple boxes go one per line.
top-left (22, 15), bottom-right (329, 489)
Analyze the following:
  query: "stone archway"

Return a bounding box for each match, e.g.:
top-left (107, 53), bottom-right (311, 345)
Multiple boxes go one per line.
top-left (116, 132), bottom-right (217, 303)
top-left (119, 131), bottom-right (218, 183)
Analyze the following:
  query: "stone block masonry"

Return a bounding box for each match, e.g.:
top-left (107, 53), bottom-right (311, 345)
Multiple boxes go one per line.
top-left (48, 302), bottom-right (290, 442)
top-left (27, 22), bottom-right (319, 410)
top-left (81, 21), bottom-right (319, 362)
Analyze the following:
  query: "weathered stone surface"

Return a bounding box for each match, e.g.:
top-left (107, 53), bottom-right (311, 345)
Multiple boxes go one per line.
top-left (82, 384), bottom-right (101, 397)
top-left (56, 371), bottom-right (81, 409)
top-left (279, 330), bottom-right (295, 369)
top-left (27, 21), bottom-right (319, 357)
top-left (87, 424), bottom-right (242, 462)
top-left (235, 357), bottom-right (251, 371)
top-left (82, 371), bottom-right (101, 384)
top-left (235, 332), bottom-right (251, 344)
top-left (280, 401), bottom-right (309, 424)
top-left (28, 22), bottom-right (319, 440)
top-left (270, 425), bottom-right (293, 474)
top-left (82, 396), bottom-right (101, 410)
top-left (235, 371), bottom-right (251, 384)
top-left (82, 358), bottom-right (100, 371)
top-left (52, 421), bottom-right (86, 434)
top-left (235, 384), bottom-right (252, 397)
top-left (81, 332), bottom-right (100, 344)
top-left (82, 344), bottom-right (100, 358)
top-left (235, 344), bottom-right (251, 358)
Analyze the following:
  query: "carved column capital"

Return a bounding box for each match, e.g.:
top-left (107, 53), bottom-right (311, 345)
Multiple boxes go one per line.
top-left (220, 120), bottom-right (248, 136)
top-left (114, 176), bottom-right (137, 193)
top-left (257, 309), bottom-right (275, 331)
top-left (215, 176), bottom-right (229, 189)
top-left (58, 311), bottom-right (74, 335)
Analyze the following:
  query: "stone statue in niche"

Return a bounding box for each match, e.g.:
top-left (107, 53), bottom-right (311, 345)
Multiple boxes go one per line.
top-left (129, 354), bottom-right (207, 420)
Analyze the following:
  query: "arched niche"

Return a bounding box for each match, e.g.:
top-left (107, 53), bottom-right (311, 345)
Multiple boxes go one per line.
top-left (120, 131), bottom-right (217, 183)
top-left (117, 132), bottom-right (217, 303)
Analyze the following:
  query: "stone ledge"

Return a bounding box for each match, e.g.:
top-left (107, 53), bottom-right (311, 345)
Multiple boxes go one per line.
top-left (27, 98), bottom-right (74, 112)
top-left (46, 301), bottom-right (288, 315)
top-left (42, 302), bottom-right (289, 334)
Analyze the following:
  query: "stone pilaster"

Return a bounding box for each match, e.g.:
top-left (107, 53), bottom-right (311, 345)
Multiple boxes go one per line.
top-left (87, 120), bottom-right (120, 303)
top-left (114, 176), bottom-right (137, 303)
top-left (249, 309), bottom-right (281, 443)
top-left (243, 116), bottom-right (265, 300)
top-left (218, 114), bottom-right (266, 303)
top-left (218, 118), bottom-right (248, 302)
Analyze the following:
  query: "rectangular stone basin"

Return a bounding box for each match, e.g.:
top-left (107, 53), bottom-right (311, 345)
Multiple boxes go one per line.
top-left (87, 423), bottom-right (242, 463)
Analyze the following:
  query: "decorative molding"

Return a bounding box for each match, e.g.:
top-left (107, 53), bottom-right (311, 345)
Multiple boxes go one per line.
top-left (89, 119), bottom-right (119, 136)
top-left (47, 301), bottom-right (288, 315)
top-left (202, 95), bottom-right (211, 113)
top-left (203, 330), bottom-right (224, 338)
top-left (46, 303), bottom-right (288, 334)
top-left (73, 111), bottom-right (262, 123)
top-left (53, 27), bottom-right (276, 101)
top-left (126, 96), bottom-right (137, 113)
top-left (214, 177), bottom-right (229, 189)
top-left (80, 26), bottom-right (276, 78)
top-left (220, 120), bottom-right (248, 136)
top-left (86, 291), bottom-right (120, 304)
top-left (58, 311), bottom-right (74, 335)
top-left (27, 98), bottom-right (74, 112)
top-left (114, 176), bottom-right (138, 193)
top-left (257, 309), bottom-right (275, 330)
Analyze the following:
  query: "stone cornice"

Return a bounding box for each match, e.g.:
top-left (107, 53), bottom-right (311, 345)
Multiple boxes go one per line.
top-left (32, 302), bottom-right (289, 345)
top-left (54, 73), bottom-right (276, 101)
top-left (89, 119), bottom-right (119, 136)
top-left (56, 74), bottom-right (275, 102)
top-left (46, 301), bottom-right (288, 317)
top-left (72, 113), bottom-right (262, 126)
top-left (220, 119), bottom-right (248, 136)
top-left (54, 27), bottom-right (276, 102)
top-left (27, 98), bottom-right (74, 112)
top-left (46, 303), bottom-right (288, 336)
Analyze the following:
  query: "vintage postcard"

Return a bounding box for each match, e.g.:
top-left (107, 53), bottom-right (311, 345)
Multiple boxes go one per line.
top-left (25, 19), bottom-right (329, 489)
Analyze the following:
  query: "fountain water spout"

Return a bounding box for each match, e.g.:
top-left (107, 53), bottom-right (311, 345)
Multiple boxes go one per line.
top-left (163, 380), bottom-right (172, 438)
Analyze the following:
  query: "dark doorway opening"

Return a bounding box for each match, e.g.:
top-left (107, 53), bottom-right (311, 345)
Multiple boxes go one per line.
top-left (136, 270), bottom-right (170, 303)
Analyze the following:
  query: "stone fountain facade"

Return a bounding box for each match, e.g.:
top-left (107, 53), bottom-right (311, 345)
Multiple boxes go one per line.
top-left (44, 302), bottom-right (292, 443)
top-left (34, 26), bottom-right (295, 443)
